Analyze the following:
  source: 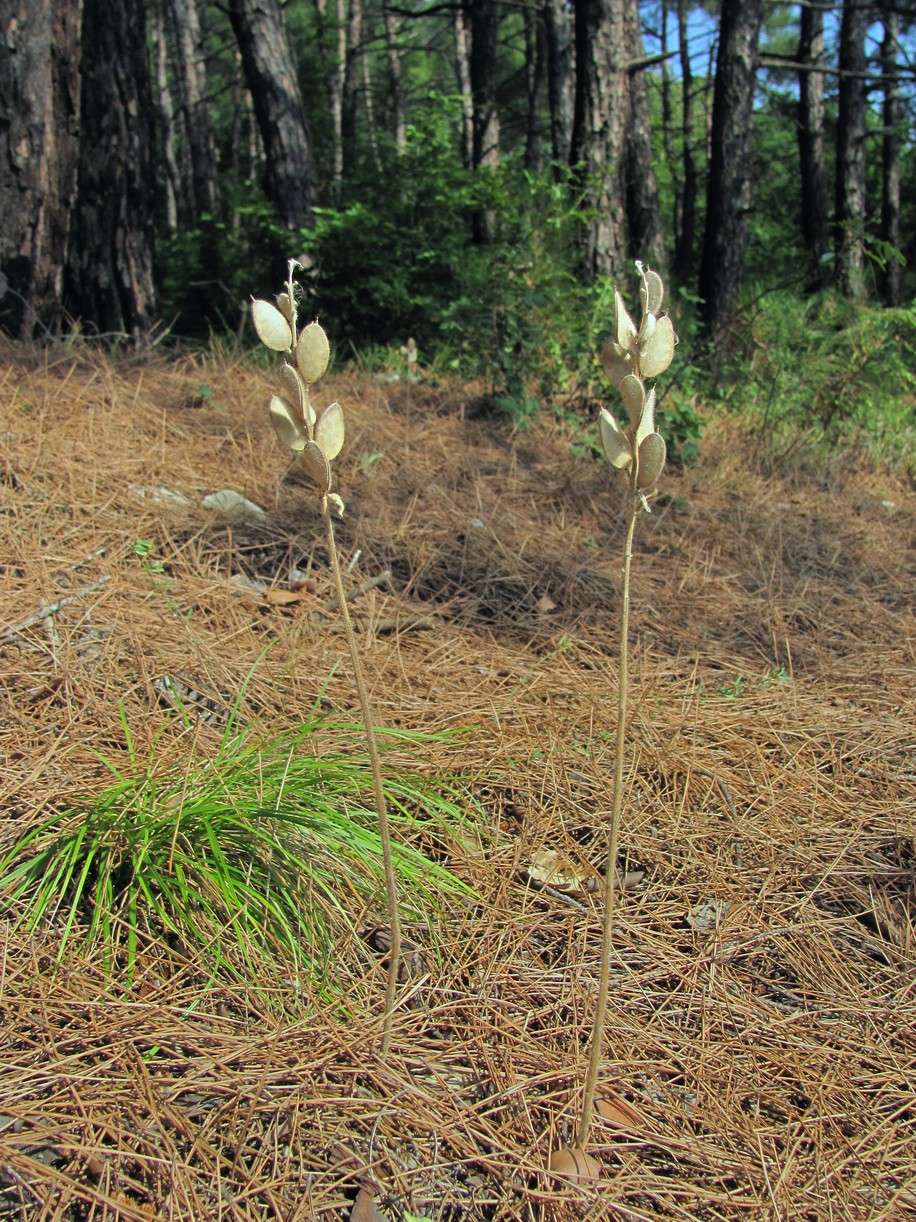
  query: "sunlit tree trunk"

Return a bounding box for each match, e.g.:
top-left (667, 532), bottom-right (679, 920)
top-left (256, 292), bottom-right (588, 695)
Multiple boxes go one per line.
top-left (797, 1), bottom-right (830, 290)
top-left (0, 0), bottom-right (83, 338)
top-left (835, 0), bottom-right (868, 301)
top-left (543, 0), bottom-right (574, 167)
top-left (453, 3), bottom-right (474, 168)
top-left (65, 0), bottom-right (158, 336)
top-left (879, 3), bottom-right (901, 308)
top-left (698, 0), bottom-right (764, 342)
top-left (228, 0), bottom-right (318, 230)
top-left (570, 0), bottom-right (629, 278)
top-left (623, 0), bottom-right (664, 270)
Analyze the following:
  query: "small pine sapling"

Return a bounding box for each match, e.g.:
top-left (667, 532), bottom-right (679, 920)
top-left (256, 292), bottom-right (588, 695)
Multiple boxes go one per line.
top-left (550, 262), bottom-right (676, 1179)
top-left (250, 261), bottom-right (403, 1057)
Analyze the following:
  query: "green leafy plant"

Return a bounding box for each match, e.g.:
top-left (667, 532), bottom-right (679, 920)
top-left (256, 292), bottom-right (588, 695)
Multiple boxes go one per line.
top-left (0, 707), bottom-right (471, 995)
top-left (550, 262), bottom-right (676, 1178)
top-left (251, 261), bottom-right (405, 1055)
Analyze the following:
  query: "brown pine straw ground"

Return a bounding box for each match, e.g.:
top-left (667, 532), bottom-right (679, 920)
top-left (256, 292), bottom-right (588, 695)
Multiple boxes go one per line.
top-left (0, 340), bottom-right (914, 1221)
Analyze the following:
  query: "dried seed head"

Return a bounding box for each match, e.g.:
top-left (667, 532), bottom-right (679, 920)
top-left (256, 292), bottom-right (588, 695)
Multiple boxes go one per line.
top-left (301, 439), bottom-right (332, 494)
top-left (639, 314), bottom-right (677, 379)
top-left (269, 395), bottom-right (307, 452)
top-left (599, 408), bottom-right (633, 470)
top-left (275, 293), bottom-right (295, 326)
top-left (619, 374), bottom-right (646, 429)
top-left (636, 431), bottom-right (666, 490)
top-left (326, 492), bottom-right (346, 517)
top-left (600, 340), bottom-right (635, 388)
top-left (251, 299), bottom-right (292, 352)
top-left (296, 322), bottom-right (330, 384)
top-left (315, 401), bottom-right (345, 462)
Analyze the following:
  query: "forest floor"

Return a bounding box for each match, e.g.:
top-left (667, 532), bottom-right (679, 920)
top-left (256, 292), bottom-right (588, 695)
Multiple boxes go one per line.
top-left (1, 341), bottom-right (914, 1221)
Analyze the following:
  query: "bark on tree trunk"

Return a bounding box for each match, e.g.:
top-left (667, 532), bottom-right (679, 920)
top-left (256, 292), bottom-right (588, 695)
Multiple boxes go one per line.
top-left (672, 0), bottom-right (696, 283)
top-left (523, 1), bottom-right (544, 171)
top-left (453, 3), bottom-right (474, 168)
top-left (65, 0), bottom-right (158, 337)
top-left (880, 3), bottom-right (901, 308)
top-left (228, 0), bottom-right (318, 230)
top-left (698, 0), bottom-right (763, 343)
top-left (382, 0), bottom-right (405, 156)
top-left (466, 0), bottom-right (500, 173)
top-left (623, 0), bottom-right (664, 270)
top-left (341, 0), bottom-right (363, 180)
top-left (835, 0), bottom-right (868, 301)
top-left (797, 1), bottom-right (830, 290)
top-left (0, 0), bottom-right (83, 338)
top-left (570, 0), bottom-right (629, 279)
top-left (543, 0), bottom-right (574, 168)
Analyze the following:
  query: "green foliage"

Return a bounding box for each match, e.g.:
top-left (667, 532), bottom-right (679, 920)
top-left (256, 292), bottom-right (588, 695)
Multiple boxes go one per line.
top-left (0, 708), bottom-right (476, 996)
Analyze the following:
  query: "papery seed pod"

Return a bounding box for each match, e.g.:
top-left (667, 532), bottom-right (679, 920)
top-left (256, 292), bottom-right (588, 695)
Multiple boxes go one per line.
top-left (638, 265), bottom-right (665, 317)
top-left (251, 299), bottom-right (293, 352)
top-left (634, 386), bottom-right (656, 450)
top-left (301, 439), bottom-right (331, 494)
top-left (614, 288), bottom-right (639, 353)
top-left (600, 340), bottom-right (635, 388)
top-left (278, 363), bottom-right (308, 420)
top-left (270, 395), bottom-right (307, 452)
top-left (275, 293), bottom-right (295, 326)
top-left (599, 408), bottom-right (633, 470)
top-left (297, 322), bottom-right (330, 384)
top-left (619, 374), bottom-right (646, 428)
top-left (636, 431), bottom-right (666, 490)
top-left (315, 400), bottom-right (345, 461)
top-left (639, 315), bottom-right (676, 379)
top-left (326, 492), bottom-right (346, 517)
top-left (638, 312), bottom-right (657, 345)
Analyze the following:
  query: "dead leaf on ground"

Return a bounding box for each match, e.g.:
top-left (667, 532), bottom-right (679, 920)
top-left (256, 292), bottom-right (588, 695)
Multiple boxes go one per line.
top-left (525, 848), bottom-right (600, 896)
top-left (547, 1146), bottom-right (601, 1183)
top-left (349, 1186), bottom-right (391, 1222)
top-left (264, 587), bottom-right (310, 606)
top-left (596, 1092), bottom-right (648, 1130)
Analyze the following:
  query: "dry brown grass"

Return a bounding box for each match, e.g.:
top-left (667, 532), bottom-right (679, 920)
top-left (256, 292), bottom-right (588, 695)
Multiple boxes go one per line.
top-left (1, 342), bottom-right (914, 1220)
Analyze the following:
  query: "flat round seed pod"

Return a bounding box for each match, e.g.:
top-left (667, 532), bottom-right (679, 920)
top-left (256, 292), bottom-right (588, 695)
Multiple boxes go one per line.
top-left (614, 288), bottom-right (639, 352)
top-left (637, 430), bottom-right (666, 490)
top-left (301, 439), bottom-right (331, 494)
top-left (278, 363), bottom-right (310, 422)
top-left (275, 292), bottom-right (295, 325)
top-left (297, 322), bottom-right (330, 384)
top-left (619, 374), bottom-right (646, 428)
top-left (251, 299), bottom-right (292, 352)
top-left (548, 1147), bottom-right (601, 1183)
top-left (639, 266), bottom-right (665, 317)
top-left (599, 341), bottom-right (635, 388)
top-left (640, 315), bottom-right (676, 379)
top-left (269, 395), bottom-right (307, 452)
top-left (634, 386), bottom-right (656, 449)
top-left (315, 401), bottom-right (345, 461)
top-left (599, 408), bottom-right (633, 470)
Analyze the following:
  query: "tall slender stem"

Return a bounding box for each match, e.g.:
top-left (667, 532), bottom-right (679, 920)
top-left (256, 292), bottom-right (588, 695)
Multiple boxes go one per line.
top-left (321, 495), bottom-right (401, 1057)
top-left (578, 497), bottom-right (638, 1149)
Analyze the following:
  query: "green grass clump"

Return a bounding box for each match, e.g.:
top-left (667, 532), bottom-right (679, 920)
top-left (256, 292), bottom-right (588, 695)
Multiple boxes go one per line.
top-left (0, 711), bottom-right (475, 998)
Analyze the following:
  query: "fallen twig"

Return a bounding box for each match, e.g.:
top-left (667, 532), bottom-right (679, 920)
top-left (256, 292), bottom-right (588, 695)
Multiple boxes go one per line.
top-left (2, 576), bottom-right (111, 641)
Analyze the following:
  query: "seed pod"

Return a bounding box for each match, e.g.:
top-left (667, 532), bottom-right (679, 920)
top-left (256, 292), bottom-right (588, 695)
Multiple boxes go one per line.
top-left (638, 265), bottom-right (665, 317)
top-left (301, 439), bottom-right (331, 494)
top-left (599, 340), bottom-right (635, 388)
top-left (275, 293), bottom-right (295, 325)
top-left (634, 386), bottom-right (656, 449)
top-left (619, 374), bottom-right (646, 428)
top-left (278, 363), bottom-right (308, 421)
top-left (251, 299), bottom-right (292, 352)
top-left (297, 322), bottom-right (330, 384)
top-left (614, 288), bottom-right (639, 352)
top-left (269, 395), bottom-right (307, 452)
top-left (636, 431), bottom-right (666, 490)
top-left (326, 492), bottom-right (346, 518)
top-left (548, 1147), bottom-right (601, 1183)
top-left (639, 315), bottom-right (676, 379)
top-left (599, 408), bottom-right (633, 470)
top-left (315, 400), bottom-right (345, 462)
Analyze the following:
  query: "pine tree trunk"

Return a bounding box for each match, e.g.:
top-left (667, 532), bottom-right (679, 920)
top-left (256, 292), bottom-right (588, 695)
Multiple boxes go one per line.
top-left (228, 0), bottom-right (318, 230)
top-left (542, 0), bottom-right (574, 167)
top-left (453, 4), bottom-right (474, 168)
top-left (466, 0), bottom-right (500, 173)
top-left (341, 0), bottom-right (364, 180)
top-left (697, 0), bottom-right (763, 343)
top-left (835, 0), bottom-right (868, 301)
top-left (672, 0), bottom-right (696, 283)
top-left (157, 0), bottom-right (218, 224)
top-left (797, 2), bottom-right (830, 290)
top-left (0, 0), bottom-right (83, 338)
top-left (880, 4), bottom-right (901, 308)
top-left (623, 0), bottom-right (664, 270)
top-left (570, 0), bottom-right (629, 279)
top-left (65, 0), bottom-right (158, 337)
top-left (382, 0), bottom-right (406, 156)
top-left (523, 1), bottom-right (544, 171)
